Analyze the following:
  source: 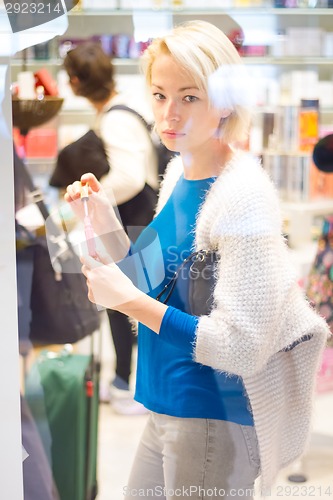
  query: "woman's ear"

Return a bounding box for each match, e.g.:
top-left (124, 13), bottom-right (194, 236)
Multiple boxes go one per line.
top-left (69, 75), bottom-right (79, 84)
top-left (68, 75), bottom-right (80, 95)
top-left (220, 109), bottom-right (232, 119)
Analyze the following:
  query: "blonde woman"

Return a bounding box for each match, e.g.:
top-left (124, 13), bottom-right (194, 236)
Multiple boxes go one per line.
top-left (65, 21), bottom-right (329, 499)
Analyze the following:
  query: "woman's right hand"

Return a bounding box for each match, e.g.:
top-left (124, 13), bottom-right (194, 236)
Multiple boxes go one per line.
top-left (64, 173), bottom-right (120, 235)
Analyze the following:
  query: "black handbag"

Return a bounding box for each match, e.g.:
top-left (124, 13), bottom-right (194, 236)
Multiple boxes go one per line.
top-left (49, 103), bottom-right (173, 189)
top-left (15, 157), bottom-right (100, 346)
top-left (156, 250), bottom-right (219, 316)
top-left (50, 106), bottom-right (158, 242)
top-left (49, 129), bottom-right (109, 188)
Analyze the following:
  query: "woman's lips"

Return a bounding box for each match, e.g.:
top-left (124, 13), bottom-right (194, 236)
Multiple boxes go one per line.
top-left (162, 131), bottom-right (185, 139)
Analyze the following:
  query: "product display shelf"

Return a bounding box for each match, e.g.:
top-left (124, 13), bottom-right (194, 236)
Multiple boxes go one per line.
top-left (62, 6), bottom-right (333, 36)
top-left (244, 57), bottom-right (333, 65)
top-left (67, 7), bottom-right (333, 15)
top-left (258, 105), bottom-right (333, 114)
top-left (10, 6), bottom-right (333, 249)
top-left (11, 58), bottom-right (140, 68)
top-left (11, 59), bottom-right (62, 68)
top-left (12, 96), bottom-right (64, 135)
top-left (10, 56), bottom-right (333, 69)
top-left (282, 199), bottom-right (333, 248)
top-left (11, 6), bottom-right (333, 70)
top-left (64, 5), bottom-right (333, 34)
top-left (10, 6), bottom-right (333, 73)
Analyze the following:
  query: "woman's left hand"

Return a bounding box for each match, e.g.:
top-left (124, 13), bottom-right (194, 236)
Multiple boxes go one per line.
top-left (81, 253), bottom-right (143, 311)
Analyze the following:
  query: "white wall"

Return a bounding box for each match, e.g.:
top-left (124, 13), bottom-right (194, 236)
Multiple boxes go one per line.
top-left (0, 58), bottom-right (24, 500)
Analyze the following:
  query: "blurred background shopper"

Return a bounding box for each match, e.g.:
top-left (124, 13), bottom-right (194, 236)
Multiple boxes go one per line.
top-left (60, 42), bottom-right (158, 414)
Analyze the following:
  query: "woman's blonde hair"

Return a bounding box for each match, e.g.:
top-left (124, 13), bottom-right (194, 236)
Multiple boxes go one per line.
top-left (141, 20), bottom-right (252, 143)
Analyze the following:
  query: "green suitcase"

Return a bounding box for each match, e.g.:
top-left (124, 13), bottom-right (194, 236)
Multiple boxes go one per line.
top-left (25, 346), bottom-right (100, 500)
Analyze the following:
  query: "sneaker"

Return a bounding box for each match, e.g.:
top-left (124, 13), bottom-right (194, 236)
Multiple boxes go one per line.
top-left (99, 381), bottom-right (112, 403)
top-left (109, 385), bottom-right (148, 416)
top-left (112, 398), bottom-right (149, 416)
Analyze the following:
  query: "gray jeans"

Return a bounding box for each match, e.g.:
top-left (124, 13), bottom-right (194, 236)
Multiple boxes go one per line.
top-left (124, 412), bottom-right (260, 499)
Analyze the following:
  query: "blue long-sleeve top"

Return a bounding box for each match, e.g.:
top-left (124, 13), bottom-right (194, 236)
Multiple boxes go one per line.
top-left (128, 174), bottom-right (253, 424)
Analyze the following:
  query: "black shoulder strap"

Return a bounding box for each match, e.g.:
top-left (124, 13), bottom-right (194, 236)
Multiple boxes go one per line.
top-left (14, 149), bottom-right (59, 233)
top-left (15, 151), bottom-right (77, 267)
top-left (106, 104), bottom-right (152, 132)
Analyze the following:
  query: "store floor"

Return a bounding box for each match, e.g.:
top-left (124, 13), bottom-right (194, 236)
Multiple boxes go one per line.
top-left (96, 388), bottom-right (333, 500)
top-left (92, 313), bottom-right (333, 500)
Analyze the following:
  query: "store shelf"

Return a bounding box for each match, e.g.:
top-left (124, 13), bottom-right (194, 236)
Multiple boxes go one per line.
top-left (243, 57), bottom-right (333, 65)
top-left (68, 7), bottom-right (333, 16)
top-left (263, 149), bottom-right (311, 156)
top-left (282, 199), bottom-right (333, 214)
top-left (9, 4), bottom-right (333, 253)
top-left (25, 158), bottom-right (56, 165)
top-left (282, 199), bottom-right (333, 248)
top-left (11, 59), bottom-right (63, 68)
top-left (60, 108), bottom-right (94, 116)
top-left (11, 56), bottom-right (333, 69)
top-left (10, 58), bottom-right (139, 67)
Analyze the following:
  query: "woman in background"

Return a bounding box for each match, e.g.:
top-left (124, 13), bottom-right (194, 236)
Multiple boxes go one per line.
top-left (58, 42), bottom-right (158, 415)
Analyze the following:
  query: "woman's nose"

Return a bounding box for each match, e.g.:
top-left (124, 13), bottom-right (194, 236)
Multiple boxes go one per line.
top-left (164, 100), bottom-right (180, 122)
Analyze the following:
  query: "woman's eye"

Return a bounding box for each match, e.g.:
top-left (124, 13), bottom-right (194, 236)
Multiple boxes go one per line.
top-left (153, 93), bottom-right (165, 100)
top-left (184, 95), bottom-right (198, 103)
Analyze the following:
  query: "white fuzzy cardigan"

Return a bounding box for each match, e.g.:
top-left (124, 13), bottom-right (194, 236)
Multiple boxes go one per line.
top-left (155, 152), bottom-right (329, 494)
